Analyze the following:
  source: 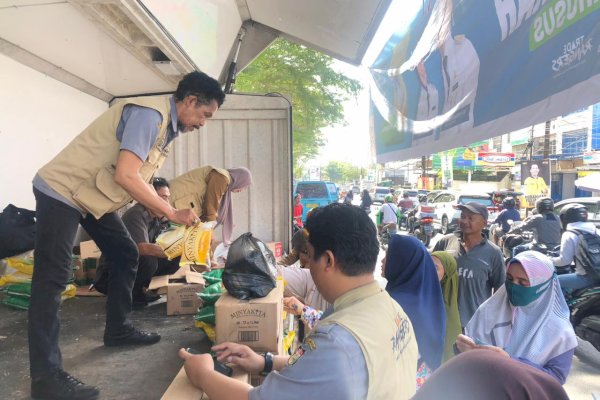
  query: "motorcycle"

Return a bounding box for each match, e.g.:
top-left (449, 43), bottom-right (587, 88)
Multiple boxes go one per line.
top-left (567, 285), bottom-right (600, 353)
top-left (410, 205), bottom-right (436, 247)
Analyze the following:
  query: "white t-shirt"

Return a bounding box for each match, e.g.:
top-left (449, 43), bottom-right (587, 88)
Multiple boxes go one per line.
top-left (381, 203), bottom-right (399, 224)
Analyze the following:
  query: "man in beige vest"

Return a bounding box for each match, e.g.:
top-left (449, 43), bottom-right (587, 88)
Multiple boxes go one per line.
top-left (30, 71), bottom-right (225, 400)
top-left (179, 203), bottom-right (419, 400)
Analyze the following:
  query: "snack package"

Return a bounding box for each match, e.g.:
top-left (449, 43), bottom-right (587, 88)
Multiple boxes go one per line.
top-left (198, 282), bottom-right (223, 305)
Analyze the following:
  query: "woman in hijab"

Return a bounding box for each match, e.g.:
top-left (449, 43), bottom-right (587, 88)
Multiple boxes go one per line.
top-left (412, 350), bottom-right (569, 400)
top-left (169, 166), bottom-right (253, 244)
top-left (382, 235), bottom-right (446, 385)
top-left (457, 251), bottom-right (577, 384)
top-left (360, 189), bottom-right (372, 213)
top-left (431, 251), bottom-right (461, 363)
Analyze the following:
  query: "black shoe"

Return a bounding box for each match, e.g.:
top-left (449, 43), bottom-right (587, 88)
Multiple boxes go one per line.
top-left (104, 329), bottom-right (161, 347)
top-left (131, 300), bottom-right (148, 310)
top-left (31, 370), bottom-right (99, 400)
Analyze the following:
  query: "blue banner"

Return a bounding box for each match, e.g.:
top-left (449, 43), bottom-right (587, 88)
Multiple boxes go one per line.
top-left (370, 0), bottom-right (600, 162)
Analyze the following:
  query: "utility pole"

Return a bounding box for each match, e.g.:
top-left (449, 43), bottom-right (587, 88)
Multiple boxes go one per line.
top-left (543, 120), bottom-right (551, 158)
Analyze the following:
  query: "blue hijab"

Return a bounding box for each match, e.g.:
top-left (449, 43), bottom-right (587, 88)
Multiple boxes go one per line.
top-left (384, 234), bottom-right (446, 370)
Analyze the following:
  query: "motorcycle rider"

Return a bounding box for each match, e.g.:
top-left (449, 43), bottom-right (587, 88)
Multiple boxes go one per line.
top-left (510, 197), bottom-right (561, 257)
top-left (490, 197), bottom-right (520, 246)
top-left (553, 204), bottom-right (600, 295)
top-left (378, 195), bottom-right (399, 235)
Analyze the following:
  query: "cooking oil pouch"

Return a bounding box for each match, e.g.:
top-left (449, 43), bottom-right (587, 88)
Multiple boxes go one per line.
top-left (194, 305), bottom-right (215, 325)
top-left (203, 269), bottom-right (224, 285)
top-left (156, 225), bottom-right (186, 260)
top-left (3, 295), bottom-right (29, 310)
top-left (179, 221), bottom-right (216, 268)
top-left (198, 282), bottom-right (223, 305)
top-left (4, 282), bottom-right (31, 297)
top-left (194, 321), bottom-right (216, 343)
top-left (5, 250), bottom-right (34, 275)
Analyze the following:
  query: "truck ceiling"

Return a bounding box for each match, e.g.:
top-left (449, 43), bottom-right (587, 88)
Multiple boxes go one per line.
top-left (0, 0), bottom-right (391, 101)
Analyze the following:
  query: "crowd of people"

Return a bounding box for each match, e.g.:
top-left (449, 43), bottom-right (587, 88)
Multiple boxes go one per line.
top-left (179, 198), bottom-right (592, 399)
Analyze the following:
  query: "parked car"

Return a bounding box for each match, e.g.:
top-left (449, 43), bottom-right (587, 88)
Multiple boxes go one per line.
top-left (554, 197), bottom-right (600, 228)
top-left (426, 190), bottom-right (442, 203)
top-left (294, 181), bottom-right (339, 221)
top-left (372, 186), bottom-right (392, 204)
top-left (430, 191), bottom-right (496, 234)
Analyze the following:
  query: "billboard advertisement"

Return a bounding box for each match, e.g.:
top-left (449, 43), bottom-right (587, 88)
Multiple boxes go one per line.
top-left (520, 160), bottom-right (550, 208)
top-left (370, 0), bottom-right (600, 162)
top-left (475, 152), bottom-right (516, 167)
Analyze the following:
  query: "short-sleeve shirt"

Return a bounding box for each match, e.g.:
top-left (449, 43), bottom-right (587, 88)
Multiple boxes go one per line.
top-left (381, 203), bottom-right (399, 224)
top-left (249, 322), bottom-right (368, 400)
top-left (433, 233), bottom-right (505, 326)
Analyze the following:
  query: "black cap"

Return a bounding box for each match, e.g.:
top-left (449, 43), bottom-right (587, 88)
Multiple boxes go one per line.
top-left (458, 202), bottom-right (489, 220)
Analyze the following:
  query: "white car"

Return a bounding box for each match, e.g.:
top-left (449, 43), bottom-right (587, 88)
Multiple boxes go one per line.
top-left (430, 191), bottom-right (495, 234)
top-left (372, 187), bottom-right (392, 204)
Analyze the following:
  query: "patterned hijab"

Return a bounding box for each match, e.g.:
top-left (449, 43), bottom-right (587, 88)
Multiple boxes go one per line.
top-left (466, 251), bottom-right (577, 365)
top-left (217, 167), bottom-right (252, 244)
top-left (431, 251), bottom-right (461, 363)
top-left (385, 235), bottom-right (446, 370)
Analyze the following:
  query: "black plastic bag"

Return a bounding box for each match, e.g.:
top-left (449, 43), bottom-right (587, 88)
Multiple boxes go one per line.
top-left (0, 204), bottom-right (36, 259)
top-left (222, 233), bottom-right (276, 300)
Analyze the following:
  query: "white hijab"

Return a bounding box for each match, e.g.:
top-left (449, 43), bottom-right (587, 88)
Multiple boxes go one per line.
top-left (466, 251), bottom-right (577, 365)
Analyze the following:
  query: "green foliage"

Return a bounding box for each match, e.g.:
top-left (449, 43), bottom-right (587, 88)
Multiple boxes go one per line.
top-left (321, 161), bottom-right (362, 184)
top-left (235, 39), bottom-right (361, 171)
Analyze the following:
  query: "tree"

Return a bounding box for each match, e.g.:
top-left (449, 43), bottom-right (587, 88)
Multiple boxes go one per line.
top-left (322, 161), bottom-right (362, 184)
top-left (235, 39), bottom-right (361, 174)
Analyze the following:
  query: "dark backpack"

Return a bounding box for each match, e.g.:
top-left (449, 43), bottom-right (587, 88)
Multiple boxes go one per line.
top-left (568, 229), bottom-right (600, 280)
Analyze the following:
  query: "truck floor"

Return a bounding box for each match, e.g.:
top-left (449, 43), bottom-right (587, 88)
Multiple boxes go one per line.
top-left (0, 296), bottom-right (210, 400)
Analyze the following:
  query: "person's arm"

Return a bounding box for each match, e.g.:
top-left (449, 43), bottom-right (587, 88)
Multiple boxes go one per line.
top-left (137, 243), bottom-right (167, 258)
top-left (178, 350), bottom-right (252, 400)
top-left (551, 232), bottom-right (577, 266)
top-left (489, 249), bottom-right (506, 292)
top-left (494, 211), bottom-right (504, 225)
top-left (114, 151), bottom-right (197, 226)
top-left (512, 349), bottom-right (574, 385)
top-left (432, 237), bottom-right (447, 252)
top-left (202, 171), bottom-right (229, 222)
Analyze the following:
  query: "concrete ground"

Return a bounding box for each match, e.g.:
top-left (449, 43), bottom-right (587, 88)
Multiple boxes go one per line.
top-left (0, 296), bottom-right (210, 400)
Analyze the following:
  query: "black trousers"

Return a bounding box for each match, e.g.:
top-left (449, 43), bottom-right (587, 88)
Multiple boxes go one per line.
top-left (132, 255), bottom-right (180, 301)
top-left (29, 188), bottom-right (139, 379)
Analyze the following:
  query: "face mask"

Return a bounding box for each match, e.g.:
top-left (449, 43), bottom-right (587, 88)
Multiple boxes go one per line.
top-left (504, 275), bottom-right (554, 307)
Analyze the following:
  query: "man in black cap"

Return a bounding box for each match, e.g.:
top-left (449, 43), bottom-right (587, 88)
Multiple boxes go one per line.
top-left (432, 202), bottom-right (505, 327)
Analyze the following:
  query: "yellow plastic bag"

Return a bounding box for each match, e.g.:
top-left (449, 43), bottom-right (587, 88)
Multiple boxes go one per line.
top-left (61, 284), bottom-right (77, 300)
top-left (194, 321), bottom-right (216, 343)
top-left (0, 272), bottom-right (32, 287)
top-left (5, 250), bottom-right (35, 275)
top-left (156, 225), bottom-right (186, 260)
top-left (180, 221), bottom-right (216, 268)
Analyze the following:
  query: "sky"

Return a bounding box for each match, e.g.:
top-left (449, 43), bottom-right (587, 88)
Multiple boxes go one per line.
top-left (313, 0), bottom-right (420, 168)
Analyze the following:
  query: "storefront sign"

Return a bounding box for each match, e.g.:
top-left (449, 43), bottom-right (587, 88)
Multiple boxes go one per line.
top-left (583, 151), bottom-right (600, 164)
top-left (475, 152), bottom-right (515, 167)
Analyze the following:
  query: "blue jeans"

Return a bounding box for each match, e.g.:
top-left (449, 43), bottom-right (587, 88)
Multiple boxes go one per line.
top-left (558, 273), bottom-right (598, 296)
top-left (29, 188), bottom-right (139, 379)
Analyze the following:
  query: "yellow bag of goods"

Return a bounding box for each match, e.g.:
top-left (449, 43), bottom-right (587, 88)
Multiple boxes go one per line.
top-left (156, 225), bottom-right (186, 260)
top-left (0, 271), bottom-right (31, 287)
top-left (5, 250), bottom-right (34, 275)
top-left (179, 221), bottom-right (216, 268)
top-left (61, 284), bottom-right (77, 300)
top-left (194, 321), bottom-right (216, 343)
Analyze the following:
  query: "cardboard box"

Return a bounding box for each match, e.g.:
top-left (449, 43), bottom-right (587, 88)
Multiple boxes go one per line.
top-left (149, 266), bottom-right (206, 315)
top-left (265, 242), bottom-right (283, 262)
top-left (161, 365), bottom-right (249, 400)
top-left (79, 240), bottom-right (101, 259)
top-left (216, 281), bottom-right (283, 353)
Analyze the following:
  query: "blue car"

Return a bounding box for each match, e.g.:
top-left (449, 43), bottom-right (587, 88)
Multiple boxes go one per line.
top-left (294, 181), bottom-right (339, 221)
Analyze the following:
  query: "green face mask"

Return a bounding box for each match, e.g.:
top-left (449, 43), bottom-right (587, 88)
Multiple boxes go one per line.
top-left (505, 275), bottom-right (554, 307)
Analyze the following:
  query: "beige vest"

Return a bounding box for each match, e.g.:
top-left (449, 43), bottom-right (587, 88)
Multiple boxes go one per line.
top-left (169, 166), bottom-right (230, 216)
top-left (321, 282), bottom-right (418, 400)
top-left (38, 96), bottom-right (173, 219)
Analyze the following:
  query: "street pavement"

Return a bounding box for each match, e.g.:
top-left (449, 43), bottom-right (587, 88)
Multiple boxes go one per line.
top-left (369, 205), bottom-right (600, 399)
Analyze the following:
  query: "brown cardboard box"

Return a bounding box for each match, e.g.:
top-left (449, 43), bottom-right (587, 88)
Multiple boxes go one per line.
top-left (149, 266), bottom-right (206, 315)
top-left (79, 240), bottom-right (101, 259)
top-left (215, 281), bottom-right (283, 353)
top-left (161, 365), bottom-right (249, 399)
top-left (265, 242), bottom-right (283, 262)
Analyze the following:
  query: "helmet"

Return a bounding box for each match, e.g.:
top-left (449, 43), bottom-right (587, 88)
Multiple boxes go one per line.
top-left (384, 194), bottom-right (394, 202)
top-left (390, 188), bottom-right (396, 194)
top-left (535, 197), bottom-right (554, 214)
top-left (502, 197), bottom-right (516, 209)
top-left (559, 203), bottom-right (588, 229)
